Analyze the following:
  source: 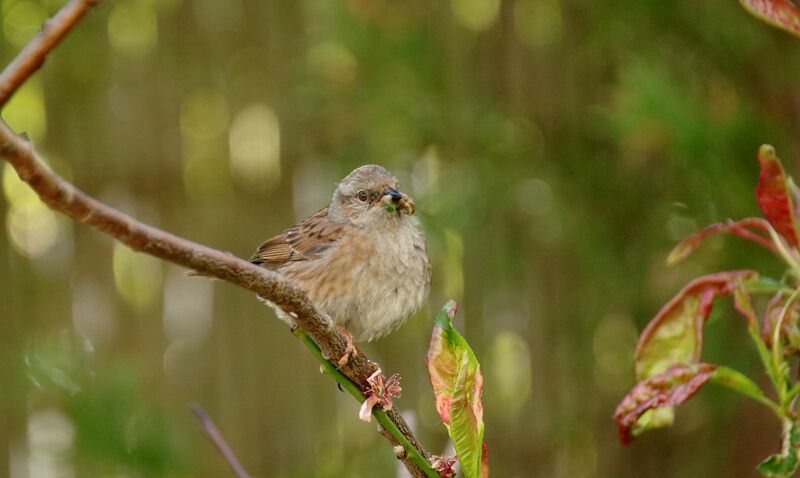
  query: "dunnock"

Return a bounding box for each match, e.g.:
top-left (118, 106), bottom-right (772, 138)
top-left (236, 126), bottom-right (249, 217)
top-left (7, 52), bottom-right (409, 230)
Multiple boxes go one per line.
top-left (250, 165), bottom-right (431, 343)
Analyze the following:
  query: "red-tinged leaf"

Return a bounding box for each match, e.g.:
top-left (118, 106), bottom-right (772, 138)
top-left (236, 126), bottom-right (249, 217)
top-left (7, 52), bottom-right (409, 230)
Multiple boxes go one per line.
top-left (615, 363), bottom-right (717, 444)
top-left (480, 443), bottom-right (489, 478)
top-left (666, 217), bottom-right (777, 265)
top-left (427, 301), bottom-right (486, 478)
top-left (755, 144), bottom-right (800, 248)
top-left (635, 270), bottom-right (759, 381)
top-left (740, 0), bottom-right (800, 38)
top-left (732, 278), bottom-right (760, 332)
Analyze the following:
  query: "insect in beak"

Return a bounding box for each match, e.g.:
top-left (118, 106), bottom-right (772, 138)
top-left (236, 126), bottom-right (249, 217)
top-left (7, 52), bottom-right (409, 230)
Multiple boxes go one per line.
top-left (381, 188), bottom-right (415, 215)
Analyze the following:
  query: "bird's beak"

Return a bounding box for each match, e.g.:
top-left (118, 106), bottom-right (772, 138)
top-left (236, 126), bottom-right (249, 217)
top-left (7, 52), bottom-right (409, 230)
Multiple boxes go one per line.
top-left (381, 187), bottom-right (415, 215)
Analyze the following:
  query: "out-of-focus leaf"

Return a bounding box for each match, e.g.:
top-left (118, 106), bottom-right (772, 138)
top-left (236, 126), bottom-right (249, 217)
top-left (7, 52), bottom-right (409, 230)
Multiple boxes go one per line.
top-left (635, 270), bottom-right (759, 380)
top-left (755, 145), bottom-right (800, 248)
top-left (739, 0), bottom-right (800, 38)
top-left (710, 366), bottom-right (773, 407)
top-left (758, 419), bottom-right (800, 476)
top-left (615, 363), bottom-right (717, 444)
top-left (666, 218), bottom-right (777, 265)
top-left (733, 278), bottom-right (761, 332)
top-left (426, 301), bottom-right (486, 478)
top-left (480, 443), bottom-right (489, 478)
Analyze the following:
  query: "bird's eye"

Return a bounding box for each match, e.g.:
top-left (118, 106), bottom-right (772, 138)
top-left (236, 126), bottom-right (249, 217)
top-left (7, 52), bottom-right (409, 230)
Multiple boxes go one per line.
top-left (357, 190), bottom-right (368, 202)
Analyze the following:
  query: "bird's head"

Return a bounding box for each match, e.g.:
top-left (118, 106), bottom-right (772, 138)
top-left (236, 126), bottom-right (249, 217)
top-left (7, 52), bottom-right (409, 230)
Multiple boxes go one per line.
top-left (331, 165), bottom-right (416, 225)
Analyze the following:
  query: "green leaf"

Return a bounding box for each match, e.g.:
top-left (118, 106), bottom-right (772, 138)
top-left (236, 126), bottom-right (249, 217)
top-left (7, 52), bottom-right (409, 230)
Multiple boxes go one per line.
top-left (426, 301), bottom-right (486, 478)
top-left (710, 366), bottom-right (777, 412)
top-left (758, 419), bottom-right (800, 476)
top-left (739, 0), bottom-right (800, 38)
top-left (615, 363), bottom-right (717, 444)
top-left (635, 270), bottom-right (759, 381)
top-left (755, 144), bottom-right (800, 248)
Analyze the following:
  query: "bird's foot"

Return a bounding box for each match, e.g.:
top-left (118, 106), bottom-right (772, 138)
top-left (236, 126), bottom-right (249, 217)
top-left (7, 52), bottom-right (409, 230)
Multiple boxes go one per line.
top-left (335, 325), bottom-right (357, 369)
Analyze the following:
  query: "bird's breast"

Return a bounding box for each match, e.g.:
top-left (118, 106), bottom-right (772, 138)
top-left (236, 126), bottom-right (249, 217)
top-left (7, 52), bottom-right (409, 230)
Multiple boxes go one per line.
top-left (291, 221), bottom-right (430, 342)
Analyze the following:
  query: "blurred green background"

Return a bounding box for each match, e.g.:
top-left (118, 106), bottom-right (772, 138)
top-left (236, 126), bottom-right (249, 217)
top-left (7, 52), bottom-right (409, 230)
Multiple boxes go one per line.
top-left (1, 0), bottom-right (800, 476)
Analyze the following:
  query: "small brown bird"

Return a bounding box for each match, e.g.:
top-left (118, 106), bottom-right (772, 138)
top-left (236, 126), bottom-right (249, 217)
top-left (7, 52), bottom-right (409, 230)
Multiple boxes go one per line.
top-left (250, 165), bottom-right (431, 344)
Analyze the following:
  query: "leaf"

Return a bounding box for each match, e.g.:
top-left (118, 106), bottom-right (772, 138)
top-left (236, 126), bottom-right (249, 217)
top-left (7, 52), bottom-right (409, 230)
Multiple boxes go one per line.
top-left (732, 277), bottom-right (760, 332)
top-left (635, 270), bottom-right (759, 381)
top-left (709, 365), bottom-right (774, 409)
top-left (614, 363), bottom-right (717, 444)
top-left (666, 218), bottom-right (777, 265)
top-left (739, 0), bottom-right (800, 38)
top-left (755, 144), bottom-right (800, 248)
top-left (426, 301), bottom-right (486, 478)
top-left (758, 419), bottom-right (800, 476)
top-left (480, 443), bottom-right (489, 478)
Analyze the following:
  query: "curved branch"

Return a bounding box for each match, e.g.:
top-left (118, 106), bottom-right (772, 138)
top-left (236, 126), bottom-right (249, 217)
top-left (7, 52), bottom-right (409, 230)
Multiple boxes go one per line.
top-left (0, 114), bottom-right (434, 478)
top-left (0, 0), bottom-right (100, 107)
top-left (0, 2), bottom-right (435, 477)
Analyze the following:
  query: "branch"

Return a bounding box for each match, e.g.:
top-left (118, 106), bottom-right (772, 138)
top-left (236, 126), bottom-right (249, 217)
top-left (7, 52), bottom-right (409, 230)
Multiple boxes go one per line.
top-left (190, 403), bottom-right (252, 478)
top-left (0, 0), bottom-right (99, 107)
top-left (0, 3), bottom-right (436, 477)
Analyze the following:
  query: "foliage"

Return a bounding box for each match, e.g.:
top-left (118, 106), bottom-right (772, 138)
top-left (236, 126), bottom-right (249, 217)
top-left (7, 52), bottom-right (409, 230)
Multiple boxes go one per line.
top-left (616, 146), bottom-right (800, 476)
top-left (427, 301), bottom-right (488, 478)
top-left (739, 0), bottom-right (800, 38)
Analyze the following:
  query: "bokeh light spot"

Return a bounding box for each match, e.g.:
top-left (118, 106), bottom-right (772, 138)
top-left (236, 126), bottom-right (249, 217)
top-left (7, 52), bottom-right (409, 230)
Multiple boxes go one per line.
top-left (228, 103), bottom-right (281, 193)
top-left (112, 242), bottom-right (163, 311)
top-left (180, 89), bottom-right (229, 141)
top-left (3, 79), bottom-right (47, 141)
top-left (27, 408), bottom-right (75, 478)
top-left (451, 0), bottom-right (500, 31)
top-left (308, 41), bottom-right (358, 88)
top-left (7, 202), bottom-right (59, 258)
top-left (2, 0), bottom-right (46, 48)
top-left (107, 0), bottom-right (158, 60)
top-left (3, 162), bottom-right (38, 206)
top-left (489, 331), bottom-right (532, 418)
top-left (516, 178), bottom-right (552, 217)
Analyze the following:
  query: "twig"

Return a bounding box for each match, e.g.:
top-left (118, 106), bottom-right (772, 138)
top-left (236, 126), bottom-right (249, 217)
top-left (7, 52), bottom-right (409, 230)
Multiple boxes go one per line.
top-left (292, 328), bottom-right (440, 478)
top-left (0, 2), bottom-right (435, 477)
top-left (0, 0), bottom-right (100, 107)
top-left (190, 403), bottom-right (252, 478)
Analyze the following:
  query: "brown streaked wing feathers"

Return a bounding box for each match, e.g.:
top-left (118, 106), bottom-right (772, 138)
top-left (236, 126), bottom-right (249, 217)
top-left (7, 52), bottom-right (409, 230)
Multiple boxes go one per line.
top-left (250, 207), bottom-right (346, 268)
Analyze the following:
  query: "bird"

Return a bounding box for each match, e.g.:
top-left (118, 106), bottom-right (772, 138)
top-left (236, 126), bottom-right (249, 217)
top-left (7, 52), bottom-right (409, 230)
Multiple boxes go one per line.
top-left (250, 164), bottom-right (431, 352)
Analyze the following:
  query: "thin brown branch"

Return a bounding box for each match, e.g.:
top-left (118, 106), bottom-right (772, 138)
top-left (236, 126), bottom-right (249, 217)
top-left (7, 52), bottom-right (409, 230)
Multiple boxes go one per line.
top-left (0, 2), bottom-right (433, 477)
top-left (0, 0), bottom-right (100, 107)
top-left (190, 403), bottom-right (251, 478)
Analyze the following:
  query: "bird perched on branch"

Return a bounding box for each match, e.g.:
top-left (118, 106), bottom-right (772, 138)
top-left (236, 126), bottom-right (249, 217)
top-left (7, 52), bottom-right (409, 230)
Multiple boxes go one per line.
top-left (250, 165), bottom-right (431, 355)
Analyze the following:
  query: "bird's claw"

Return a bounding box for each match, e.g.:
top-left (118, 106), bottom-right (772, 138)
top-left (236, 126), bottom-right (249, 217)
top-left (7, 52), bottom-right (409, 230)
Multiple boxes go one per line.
top-left (335, 325), bottom-right (356, 369)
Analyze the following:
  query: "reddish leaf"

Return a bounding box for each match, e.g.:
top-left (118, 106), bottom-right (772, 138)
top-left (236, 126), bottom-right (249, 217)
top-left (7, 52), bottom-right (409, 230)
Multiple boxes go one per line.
top-left (635, 270), bottom-right (758, 381)
top-left (615, 363), bottom-right (717, 444)
top-left (740, 0), bottom-right (800, 38)
top-left (732, 278), bottom-right (760, 332)
top-left (666, 217), bottom-right (778, 265)
top-left (480, 443), bottom-right (489, 478)
top-left (755, 144), bottom-right (800, 248)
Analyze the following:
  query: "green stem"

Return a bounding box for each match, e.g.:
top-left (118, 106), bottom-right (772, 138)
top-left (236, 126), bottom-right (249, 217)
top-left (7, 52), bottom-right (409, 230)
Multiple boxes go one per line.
top-left (771, 287), bottom-right (800, 407)
top-left (750, 326), bottom-right (782, 397)
top-left (292, 328), bottom-right (439, 478)
top-left (767, 225), bottom-right (800, 279)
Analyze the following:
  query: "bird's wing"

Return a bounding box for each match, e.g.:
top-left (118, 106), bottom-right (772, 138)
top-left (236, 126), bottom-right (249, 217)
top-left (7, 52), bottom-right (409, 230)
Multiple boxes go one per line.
top-left (250, 207), bottom-right (347, 268)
